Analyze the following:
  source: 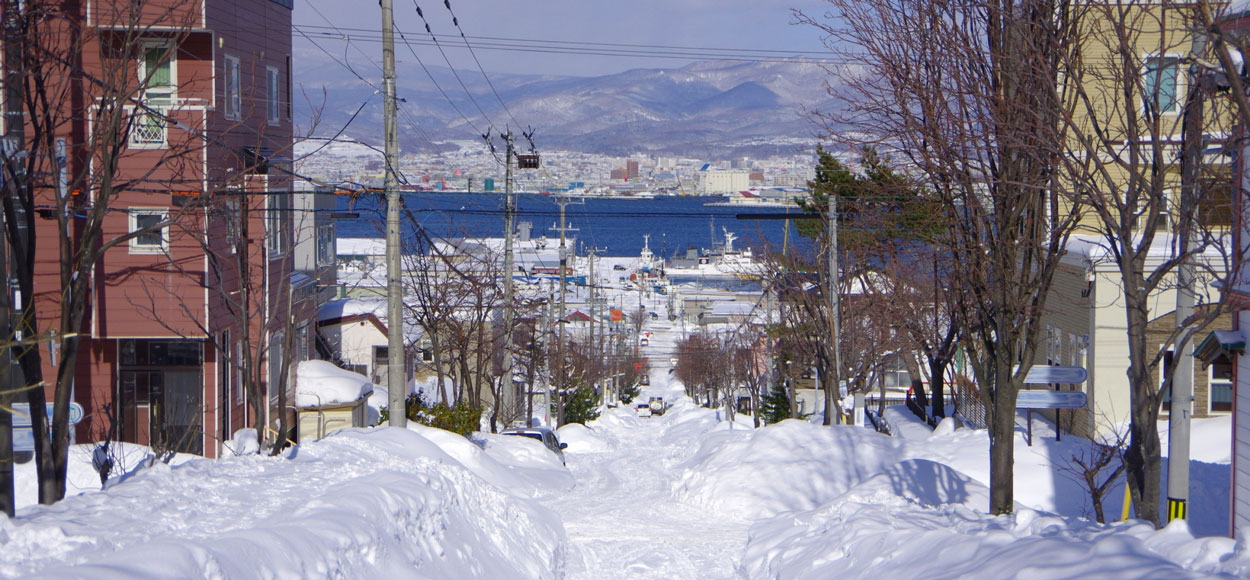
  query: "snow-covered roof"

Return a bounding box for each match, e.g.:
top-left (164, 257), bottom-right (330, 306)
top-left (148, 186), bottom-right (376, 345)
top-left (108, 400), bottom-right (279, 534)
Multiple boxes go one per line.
top-left (705, 301), bottom-right (760, 317)
top-left (318, 297), bottom-right (387, 322)
top-left (338, 238), bottom-right (387, 257)
top-left (1064, 233), bottom-right (1230, 271)
top-left (295, 360), bottom-right (374, 408)
top-left (318, 297), bottom-right (423, 343)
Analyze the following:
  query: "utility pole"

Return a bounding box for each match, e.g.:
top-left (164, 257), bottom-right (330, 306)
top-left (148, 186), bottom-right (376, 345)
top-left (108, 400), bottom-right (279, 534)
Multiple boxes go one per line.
top-left (0, 0), bottom-right (26, 518)
top-left (551, 196), bottom-right (577, 426)
top-left (381, 0), bottom-right (405, 428)
top-left (1168, 20), bottom-right (1207, 523)
top-left (587, 246), bottom-right (597, 360)
top-left (826, 194), bottom-right (842, 426)
top-left (502, 132), bottom-right (516, 428)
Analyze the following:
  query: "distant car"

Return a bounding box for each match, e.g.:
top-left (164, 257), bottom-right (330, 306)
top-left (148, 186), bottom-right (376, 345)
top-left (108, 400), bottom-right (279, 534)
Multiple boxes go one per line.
top-left (500, 426), bottom-right (567, 465)
top-left (640, 337), bottom-right (649, 347)
top-left (613, 264), bottom-right (627, 271)
top-left (635, 403), bottom-right (653, 418)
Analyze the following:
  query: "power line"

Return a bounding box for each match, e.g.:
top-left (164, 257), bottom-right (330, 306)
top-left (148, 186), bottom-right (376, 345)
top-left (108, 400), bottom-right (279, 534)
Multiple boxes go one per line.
top-left (409, 1), bottom-right (499, 132)
top-left (303, 3), bottom-right (441, 150)
top-left (437, 0), bottom-right (522, 129)
top-left (292, 24), bottom-right (840, 61)
top-left (293, 24), bottom-right (841, 63)
top-left (392, 22), bottom-right (486, 136)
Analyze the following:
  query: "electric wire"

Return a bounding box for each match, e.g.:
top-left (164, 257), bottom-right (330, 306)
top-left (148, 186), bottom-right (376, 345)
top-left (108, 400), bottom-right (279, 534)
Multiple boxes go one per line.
top-left (438, 0), bottom-right (522, 129)
top-left (305, 1), bottom-right (441, 151)
top-left (409, 0), bottom-right (498, 133)
top-left (293, 24), bottom-right (841, 64)
top-left (393, 23), bottom-right (485, 137)
top-left (293, 96), bottom-right (377, 162)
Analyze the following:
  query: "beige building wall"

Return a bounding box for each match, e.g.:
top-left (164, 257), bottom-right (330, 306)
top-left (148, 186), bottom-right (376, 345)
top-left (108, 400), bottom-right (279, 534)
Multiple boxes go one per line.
top-left (696, 170), bottom-right (750, 195)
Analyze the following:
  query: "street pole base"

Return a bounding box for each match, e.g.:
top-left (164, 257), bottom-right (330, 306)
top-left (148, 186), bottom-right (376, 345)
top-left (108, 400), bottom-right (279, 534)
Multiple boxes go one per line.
top-left (1166, 497), bottom-right (1187, 522)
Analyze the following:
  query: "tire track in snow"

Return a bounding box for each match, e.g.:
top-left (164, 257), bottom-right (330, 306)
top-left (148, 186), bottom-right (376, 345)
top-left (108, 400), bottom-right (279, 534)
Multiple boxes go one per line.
top-left (540, 410), bottom-right (752, 580)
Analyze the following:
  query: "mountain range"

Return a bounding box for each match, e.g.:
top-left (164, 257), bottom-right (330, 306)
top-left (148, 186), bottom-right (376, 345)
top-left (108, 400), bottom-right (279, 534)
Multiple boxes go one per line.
top-left (294, 51), bottom-right (841, 158)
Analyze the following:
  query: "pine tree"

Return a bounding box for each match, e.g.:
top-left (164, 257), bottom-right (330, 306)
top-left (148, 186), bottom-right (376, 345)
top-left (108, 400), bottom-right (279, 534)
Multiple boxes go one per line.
top-left (759, 387), bottom-right (792, 425)
top-left (558, 385), bottom-right (601, 425)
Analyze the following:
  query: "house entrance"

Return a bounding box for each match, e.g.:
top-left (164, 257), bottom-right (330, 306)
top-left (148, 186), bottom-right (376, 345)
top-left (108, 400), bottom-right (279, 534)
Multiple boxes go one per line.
top-left (118, 339), bottom-right (204, 454)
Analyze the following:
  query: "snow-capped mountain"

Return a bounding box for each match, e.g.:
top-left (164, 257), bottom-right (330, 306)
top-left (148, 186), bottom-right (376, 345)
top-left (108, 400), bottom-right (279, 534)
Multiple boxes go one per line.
top-left (293, 53), bottom-right (841, 157)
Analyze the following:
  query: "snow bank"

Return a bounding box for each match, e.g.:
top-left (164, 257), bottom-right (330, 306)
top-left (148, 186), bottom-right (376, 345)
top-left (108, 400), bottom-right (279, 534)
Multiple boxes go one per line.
top-left (674, 419), bottom-right (904, 520)
top-left (741, 485), bottom-right (1248, 580)
top-left (556, 423), bottom-right (614, 453)
top-left (295, 360), bottom-right (373, 408)
top-left (13, 442), bottom-right (197, 510)
top-left (882, 404), bottom-right (934, 439)
top-left (0, 427), bottom-right (566, 579)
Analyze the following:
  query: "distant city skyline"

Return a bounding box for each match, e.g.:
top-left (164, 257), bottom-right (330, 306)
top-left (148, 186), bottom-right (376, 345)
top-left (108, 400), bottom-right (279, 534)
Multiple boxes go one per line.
top-left (294, 0), bottom-right (836, 78)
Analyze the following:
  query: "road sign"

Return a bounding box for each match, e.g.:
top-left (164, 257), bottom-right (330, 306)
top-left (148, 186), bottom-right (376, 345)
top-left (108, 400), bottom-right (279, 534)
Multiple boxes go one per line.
top-left (13, 428), bottom-right (34, 453)
top-left (10, 402), bottom-right (84, 428)
top-left (9, 403), bottom-right (85, 453)
top-left (1017, 390), bottom-right (1088, 409)
top-left (1023, 365), bottom-right (1088, 385)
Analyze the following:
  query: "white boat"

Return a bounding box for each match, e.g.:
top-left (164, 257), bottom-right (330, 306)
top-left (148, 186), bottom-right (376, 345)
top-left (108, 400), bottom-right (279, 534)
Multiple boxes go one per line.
top-left (664, 229), bottom-right (764, 279)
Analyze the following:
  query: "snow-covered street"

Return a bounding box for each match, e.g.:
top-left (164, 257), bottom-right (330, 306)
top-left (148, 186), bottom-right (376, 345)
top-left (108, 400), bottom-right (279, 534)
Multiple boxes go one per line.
top-left (539, 405), bottom-right (752, 579)
top-left (5, 362), bottom-right (1250, 578)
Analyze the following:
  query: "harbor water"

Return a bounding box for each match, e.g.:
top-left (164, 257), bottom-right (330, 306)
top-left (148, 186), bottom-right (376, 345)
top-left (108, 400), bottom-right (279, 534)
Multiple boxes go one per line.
top-left (334, 192), bottom-right (814, 260)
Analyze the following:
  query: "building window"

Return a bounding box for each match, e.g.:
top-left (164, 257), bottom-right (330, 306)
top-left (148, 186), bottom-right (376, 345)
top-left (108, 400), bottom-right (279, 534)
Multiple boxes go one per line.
top-left (266, 66), bottom-right (280, 125)
top-left (1211, 358), bottom-right (1232, 413)
top-left (129, 108), bottom-right (167, 147)
top-left (1143, 56), bottom-right (1182, 115)
top-left (372, 346), bottom-right (389, 385)
top-left (131, 40), bottom-right (176, 147)
top-left (267, 189), bottom-right (290, 255)
top-left (316, 223), bottom-right (335, 268)
top-left (285, 55), bottom-right (293, 120)
top-left (224, 55), bottom-right (241, 120)
top-left (129, 208), bottom-right (168, 254)
top-left (269, 332), bottom-right (284, 407)
top-left (222, 197), bottom-right (240, 254)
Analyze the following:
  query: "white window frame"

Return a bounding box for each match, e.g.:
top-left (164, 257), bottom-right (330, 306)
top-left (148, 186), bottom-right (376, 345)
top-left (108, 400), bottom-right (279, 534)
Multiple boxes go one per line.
top-left (268, 332), bottom-right (284, 407)
top-left (130, 39), bottom-right (177, 148)
top-left (266, 65), bottom-right (280, 125)
top-left (222, 197), bottom-right (240, 255)
top-left (1142, 54), bottom-right (1184, 116)
top-left (224, 55), bottom-right (241, 120)
top-left (128, 105), bottom-right (168, 148)
top-left (139, 39), bottom-right (177, 100)
top-left (315, 223), bottom-right (334, 268)
top-left (267, 189), bottom-right (290, 256)
top-left (1210, 358), bottom-right (1233, 413)
top-left (128, 208), bottom-right (169, 254)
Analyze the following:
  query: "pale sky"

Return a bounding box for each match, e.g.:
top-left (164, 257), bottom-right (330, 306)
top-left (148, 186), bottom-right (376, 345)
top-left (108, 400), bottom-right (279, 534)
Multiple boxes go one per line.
top-left (295, 0), bottom-right (836, 77)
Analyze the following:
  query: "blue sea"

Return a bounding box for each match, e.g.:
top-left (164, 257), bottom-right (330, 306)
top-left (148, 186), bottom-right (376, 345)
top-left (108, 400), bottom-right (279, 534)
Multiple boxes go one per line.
top-left (335, 192), bottom-right (815, 260)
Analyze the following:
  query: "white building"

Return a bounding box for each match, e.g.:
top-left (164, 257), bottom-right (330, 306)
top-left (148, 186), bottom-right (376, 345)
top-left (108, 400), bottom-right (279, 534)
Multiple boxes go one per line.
top-left (696, 166), bottom-right (750, 195)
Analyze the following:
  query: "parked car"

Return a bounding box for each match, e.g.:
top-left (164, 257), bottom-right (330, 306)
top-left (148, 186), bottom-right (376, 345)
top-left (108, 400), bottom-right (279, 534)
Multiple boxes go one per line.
top-left (500, 426), bottom-right (567, 465)
top-left (613, 264), bottom-right (627, 271)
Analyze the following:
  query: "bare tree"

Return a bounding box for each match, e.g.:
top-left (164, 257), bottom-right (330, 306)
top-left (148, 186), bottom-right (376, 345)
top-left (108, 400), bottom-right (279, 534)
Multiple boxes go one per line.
top-left (0, 0), bottom-right (215, 502)
top-left (1041, 0), bottom-right (1236, 526)
top-left (800, 0), bottom-right (1083, 515)
top-left (1058, 421), bottom-right (1130, 524)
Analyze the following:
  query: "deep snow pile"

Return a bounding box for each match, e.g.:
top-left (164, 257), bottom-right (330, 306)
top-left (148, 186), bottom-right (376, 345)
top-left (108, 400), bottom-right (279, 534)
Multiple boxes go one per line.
top-left (675, 419), bottom-right (904, 520)
top-left (295, 360), bottom-right (374, 407)
top-left (669, 411), bottom-right (1250, 578)
top-left (0, 426), bottom-right (567, 579)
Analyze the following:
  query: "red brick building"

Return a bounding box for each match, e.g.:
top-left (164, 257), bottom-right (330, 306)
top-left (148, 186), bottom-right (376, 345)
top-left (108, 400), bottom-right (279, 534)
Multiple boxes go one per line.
top-left (12, 0), bottom-right (299, 458)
